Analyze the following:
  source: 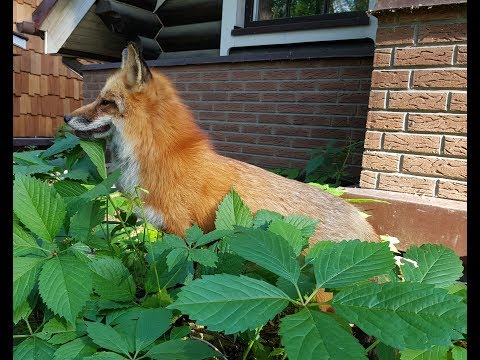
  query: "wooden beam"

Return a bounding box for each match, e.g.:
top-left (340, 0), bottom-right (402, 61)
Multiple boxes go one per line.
top-left (134, 36), bottom-right (162, 60)
top-left (118, 0), bottom-right (158, 11)
top-left (156, 21), bottom-right (221, 52)
top-left (157, 0), bottom-right (222, 26)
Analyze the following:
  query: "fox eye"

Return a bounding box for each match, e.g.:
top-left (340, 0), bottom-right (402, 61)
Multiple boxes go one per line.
top-left (100, 99), bottom-right (114, 106)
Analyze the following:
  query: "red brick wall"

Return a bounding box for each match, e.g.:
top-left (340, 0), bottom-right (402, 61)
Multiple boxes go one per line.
top-left (360, 3), bottom-right (467, 201)
top-left (83, 57), bottom-right (373, 176)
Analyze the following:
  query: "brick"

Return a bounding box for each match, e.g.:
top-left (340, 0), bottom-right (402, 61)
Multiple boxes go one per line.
top-left (367, 111), bottom-right (405, 130)
top-left (394, 46), bottom-right (454, 66)
top-left (437, 180), bottom-right (466, 201)
top-left (187, 101), bottom-right (214, 111)
top-left (383, 133), bottom-right (441, 154)
top-left (291, 115), bottom-right (330, 126)
top-left (201, 92), bottom-right (228, 101)
top-left (187, 83), bottom-right (214, 91)
top-left (262, 92), bottom-right (296, 102)
top-left (258, 135), bottom-right (291, 146)
top-left (369, 91), bottom-right (386, 109)
top-left (407, 113), bottom-right (466, 134)
top-left (340, 67), bottom-right (373, 79)
top-left (202, 72), bottom-right (230, 81)
top-left (225, 134), bottom-right (259, 144)
top-left (299, 69), bottom-right (338, 79)
top-left (360, 170), bottom-right (378, 189)
top-left (371, 70), bottom-right (410, 89)
top-left (290, 137), bottom-right (329, 149)
top-left (213, 103), bottom-right (243, 112)
top-left (449, 92), bottom-right (467, 112)
top-left (232, 71), bottom-right (260, 81)
top-left (374, 48), bottom-right (393, 67)
top-left (316, 80), bottom-right (360, 91)
top-left (376, 26), bottom-right (415, 46)
top-left (402, 155), bottom-right (466, 180)
top-left (295, 93), bottom-right (336, 103)
top-left (443, 136), bottom-right (467, 157)
top-left (413, 69), bottom-right (467, 89)
top-left (214, 82), bottom-right (244, 91)
top-left (418, 23), bottom-right (467, 44)
top-left (175, 72), bottom-right (200, 82)
top-left (242, 124), bottom-right (273, 135)
top-left (364, 131), bottom-right (383, 150)
top-left (278, 81), bottom-right (316, 91)
top-left (273, 126), bottom-right (310, 137)
top-left (229, 93), bottom-right (260, 102)
top-left (244, 103), bottom-right (277, 113)
top-left (337, 92), bottom-right (369, 104)
top-left (198, 111), bottom-right (226, 121)
top-left (455, 45), bottom-right (467, 65)
top-left (210, 123), bottom-right (241, 132)
top-left (262, 70), bottom-right (298, 80)
top-left (388, 91), bottom-right (447, 111)
top-left (258, 114), bottom-right (292, 124)
top-left (227, 113), bottom-right (258, 122)
top-left (362, 151), bottom-right (400, 171)
top-left (318, 105), bottom-right (357, 116)
top-left (378, 173), bottom-right (435, 196)
top-left (245, 82), bottom-right (278, 91)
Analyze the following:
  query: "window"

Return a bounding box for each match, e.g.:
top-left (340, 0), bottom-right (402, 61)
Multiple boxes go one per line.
top-left (232, 0), bottom-right (370, 35)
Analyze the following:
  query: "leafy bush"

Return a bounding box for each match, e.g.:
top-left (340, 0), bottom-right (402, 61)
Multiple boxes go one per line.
top-left (13, 133), bottom-right (467, 359)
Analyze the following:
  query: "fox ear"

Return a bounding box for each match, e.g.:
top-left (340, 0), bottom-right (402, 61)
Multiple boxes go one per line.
top-left (121, 42), bottom-right (152, 89)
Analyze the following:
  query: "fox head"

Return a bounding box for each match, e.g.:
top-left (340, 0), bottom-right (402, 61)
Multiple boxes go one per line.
top-left (64, 43), bottom-right (183, 142)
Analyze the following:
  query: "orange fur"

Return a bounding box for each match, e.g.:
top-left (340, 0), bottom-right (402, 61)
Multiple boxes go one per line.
top-left (67, 44), bottom-right (379, 245)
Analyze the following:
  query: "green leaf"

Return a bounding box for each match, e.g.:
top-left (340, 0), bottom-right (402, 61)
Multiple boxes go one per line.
top-left (309, 183), bottom-right (345, 196)
top-left (185, 224), bottom-right (203, 246)
top-left (53, 336), bottom-right (97, 360)
top-left (13, 337), bottom-right (57, 360)
top-left (228, 228), bottom-right (300, 285)
top-left (332, 282), bottom-right (466, 350)
top-left (13, 257), bottom-right (44, 311)
top-left (305, 241), bottom-right (335, 265)
top-left (37, 317), bottom-right (86, 345)
top-left (375, 342), bottom-right (400, 360)
top-left (169, 274), bottom-right (290, 334)
top-left (189, 248), bottom-right (218, 267)
top-left (145, 339), bottom-right (221, 360)
top-left (70, 201), bottom-right (105, 242)
top-left (200, 252), bottom-right (245, 276)
top-left (38, 256), bottom-right (93, 324)
top-left (14, 164), bottom-right (56, 176)
top-left (163, 234), bottom-right (187, 249)
top-left (89, 257), bottom-right (135, 302)
top-left (135, 308), bottom-right (172, 352)
top-left (268, 220), bottom-right (307, 255)
top-left (83, 353), bottom-right (128, 360)
top-left (279, 308), bottom-right (367, 360)
top-left (313, 240), bottom-right (394, 288)
top-left (85, 321), bottom-right (131, 356)
top-left (14, 290), bottom-right (38, 324)
top-left (14, 175), bottom-right (66, 242)
top-left (42, 133), bottom-right (80, 158)
top-left (14, 150), bottom-right (50, 165)
top-left (400, 346), bottom-right (450, 360)
top-left (401, 244), bottom-right (464, 287)
top-left (276, 272), bottom-right (315, 300)
top-left (252, 209), bottom-right (283, 229)
top-left (447, 282), bottom-right (467, 301)
top-left (53, 181), bottom-right (88, 198)
top-left (214, 188), bottom-right (253, 230)
top-left (450, 346), bottom-right (467, 360)
top-left (63, 168), bottom-right (90, 182)
top-left (170, 326), bottom-right (191, 340)
top-left (195, 229), bottom-right (233, 247)
top-left (13, 223), bottom-right (49, 257)
top-left (80, 139), bottom-right (107, 179)
top-left (166, 248), bottom-right (189, 272)
top-left (282, 214), bottom-right (319, 239)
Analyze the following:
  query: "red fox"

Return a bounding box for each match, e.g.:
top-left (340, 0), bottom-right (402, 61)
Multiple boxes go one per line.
top-left (64, 43), bottom-right (379, 245)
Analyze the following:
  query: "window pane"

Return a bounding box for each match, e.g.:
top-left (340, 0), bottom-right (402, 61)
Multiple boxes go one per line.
top-left (255, 0), bottom-right (369, 21)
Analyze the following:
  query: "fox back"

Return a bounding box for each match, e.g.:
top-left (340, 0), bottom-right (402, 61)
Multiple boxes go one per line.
top-left (65, 44), bottom-right (379, 245)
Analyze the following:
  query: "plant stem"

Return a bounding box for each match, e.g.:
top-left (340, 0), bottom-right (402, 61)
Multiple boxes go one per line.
top-left (364, 339), bottom-right (381, 354)
top-left (107, 195), bottom-right (139, 254)
top-left (304, 288), bottom-right (321, 306)
top-left (294, 284), bottom-right (305, 306)
top-left (242, 326), bottom-right (263, 360)
top-left (24, 319), bottom-right (33, 335)
top-left (190, 336), bottom-right (228, 360)
top-left (13, 335), bottom-right (30, 339)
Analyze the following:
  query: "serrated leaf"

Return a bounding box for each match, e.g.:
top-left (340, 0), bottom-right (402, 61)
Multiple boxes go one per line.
top-left (70, 201), bottom-right (105, 242)
top-left (169, 274), bottom-right (290, 334)
top-left (276, 272), bottom-right (315, 300)
top-left (252, 209), bottom-right (283, 229)
top-left (305, 241), bottom-right (335, 265)
top-left (84, 353), bottom-right (128, 360)
top-left (145, 339), bottom-right (221, 360)
top-left (14, 164), bottom-right (56, 176)
top-left (38, 256), bottom-right (93, 324)
top-left (200, 252), bottom-right (245, 276)
top-left (163, 234), bottom-right (187, 249)
top-left (283, 214), bottom-right (319, 239)
top-left (53, 336), bottom-right (97, 360)
top-left (268, 220), bottom-right (307, 255)
top-left (314, 240), bottom-right (394, 288)
top-left (214, 188), bottom-right (253, 230)
top-left (279, 308), bottom-right (367, 360)
top-left (332, 282), bottom-right (466, 350)
top-left (42, 133), bottom-right (80, 158)
top-left (228, 228), bottom-right (300, 285)
top-left (451, 346), bottom-right (467, 360)
top-left (13, 337), bottom-right (57, 360)
top-left (36, 317), bottom-right (87, 345)
top-left (401, 244), bottom-right (464, 288)
top-left (170, 326), bottom-right (191, 340)
top-left (447, 282), bottom-right (467, 300)
top-left (195, 229), bottom-right (233, 247)
top-left (375, 342), bottom-right (400, 360)
top-left (135, 308), bottom-right (172, 352)
top-left (13, 257), bottom-right (45, 311)
top-left (13, 223), bottom-right (49, 257)
top-left (13, 290), bottom-right (38, 325)
top-left (189, 248), bottom-right (218, 267)
top-left (14, 175), bottom-right (66, 242)
top-left (400, 346), bottom-right (450, 360)
top-left (14, 150), bottom-right (50, 165)
top-left (86, 322), bottom-right (131, 356)
top-left (89, 257), bottom-right (135, 302)
top-left (113, 320), bottom-right (136, 354)
top-left (166, 248), bottom-right (189, 272)
top-left (53, 181), bottom-right (88, 198)
top-left (185, 224), bottom-right (203, 246)
top-left (63, 168), bottom-right (90, 182)
top-left (80, 140), bottom-right (107, 179)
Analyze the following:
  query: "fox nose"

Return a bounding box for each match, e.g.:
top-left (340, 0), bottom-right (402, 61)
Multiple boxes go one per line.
top-left (64, 114), bottom-right (72, 123)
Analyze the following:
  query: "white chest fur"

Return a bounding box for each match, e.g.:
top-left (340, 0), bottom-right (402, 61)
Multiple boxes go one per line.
top-left (109, 129), bottom-right (165, 229)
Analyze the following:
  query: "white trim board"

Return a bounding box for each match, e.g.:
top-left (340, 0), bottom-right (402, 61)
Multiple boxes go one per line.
top-left (13, 34), bottom-right (27, 49)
